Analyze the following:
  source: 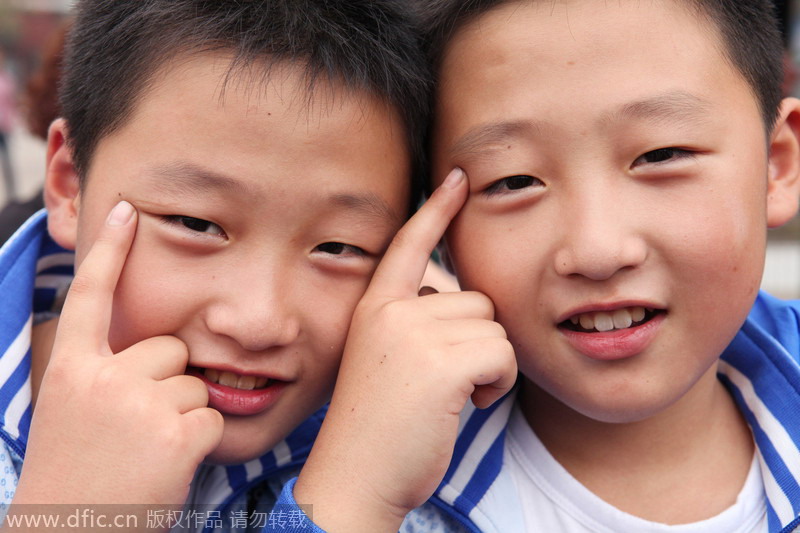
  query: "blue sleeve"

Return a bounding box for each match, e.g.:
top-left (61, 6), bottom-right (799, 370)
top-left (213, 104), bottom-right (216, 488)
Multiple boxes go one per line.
top-left (747, 291), bottom-right (800, 362)
top-left (261, 477), bottom-right (327, 533)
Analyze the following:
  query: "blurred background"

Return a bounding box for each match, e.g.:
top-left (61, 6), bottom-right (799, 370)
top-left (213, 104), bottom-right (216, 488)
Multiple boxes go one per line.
top-left (0, 0), bottom-right (799, 297)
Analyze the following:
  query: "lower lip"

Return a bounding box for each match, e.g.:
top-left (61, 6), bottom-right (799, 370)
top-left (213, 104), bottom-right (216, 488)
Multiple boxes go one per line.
top-left (559, 313), bottom-right (665, 361)
top-left (189, 370), bottom-right (287, 416)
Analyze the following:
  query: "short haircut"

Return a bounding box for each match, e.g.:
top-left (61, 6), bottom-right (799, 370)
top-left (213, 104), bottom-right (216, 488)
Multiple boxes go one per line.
top-left (60, 0), bottom-right (430, 208)
top-left (420, 0), bottom-right (785, 131)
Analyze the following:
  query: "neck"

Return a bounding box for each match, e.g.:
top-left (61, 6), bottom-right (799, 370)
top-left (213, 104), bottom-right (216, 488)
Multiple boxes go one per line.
top-left (30, 317), bottom-right (59, 410)
top-left (519, 364), bottom-right (754, 524)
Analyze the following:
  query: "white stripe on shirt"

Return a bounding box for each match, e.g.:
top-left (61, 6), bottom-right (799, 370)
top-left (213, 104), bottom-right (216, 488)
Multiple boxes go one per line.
top-left (4, 373), bottom-right (31, 441)
top-left (0, 316), bottom-right (31, 389)
top-left (720, 361), bottom-right (800, 483)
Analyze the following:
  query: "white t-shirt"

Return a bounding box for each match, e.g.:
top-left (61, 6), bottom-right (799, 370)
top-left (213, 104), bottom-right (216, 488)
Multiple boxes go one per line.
top-left (505, 404), bottom-right (768, 533)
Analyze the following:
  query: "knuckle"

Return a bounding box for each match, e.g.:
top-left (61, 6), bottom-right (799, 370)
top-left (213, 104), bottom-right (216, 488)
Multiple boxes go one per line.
top-left (487, 321), bottom-right (508, 339)
top-left (167, 335), bottom-right (189, 355)
top-left (353, 299), bottom-right (378, 320)
top-left (501, 340), bottom-right (518, 368)
top-left (479, 337), bottom-right (515, 362)
top-left (156, 423), bottom-right (190, 450)
top-left (380, 299), bottom-right (425, 331)
top-left (380, 299), bottom-right (408, 323)
top-left (504, 337), bottom-right (516, 353)
top-left (93, 363), bottom-right (126, 391)
top-left (464, 291), bottom-right (495, 316)
top-left (187, 376), bottom-right (210, 403)
top-left (501, 324), bottom-right (511, 340)
top-left (494, 336), bottom-right (514, 354)
top-left (206, 408), bottom-right (224, 429)
top-left (152, 336), bottom-right (189, 359)
top-left (189, 409), bottom-right (224, 442)
top-left (41, 359), bottom-right (76, 388)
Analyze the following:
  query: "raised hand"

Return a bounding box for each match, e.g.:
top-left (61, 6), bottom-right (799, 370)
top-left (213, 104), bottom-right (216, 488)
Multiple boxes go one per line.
top-left (12, 201), bottom-right (223, 510)
top-left (294, 169), bottom-right (518, 532)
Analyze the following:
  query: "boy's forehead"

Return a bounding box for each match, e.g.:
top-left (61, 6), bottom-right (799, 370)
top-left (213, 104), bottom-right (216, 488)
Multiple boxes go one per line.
top-left (446, 0), bottom-right (718, 60)
top-left (82, 50), bottom-right (410, 222)
top-left (439, 0), bottom-right (746, 116)
top-left (92, 49), bottom-right (409, 168)
top-left (148, 51), bottom-right (379, 119)
top-left (431, 0), bottom-right (764, 173)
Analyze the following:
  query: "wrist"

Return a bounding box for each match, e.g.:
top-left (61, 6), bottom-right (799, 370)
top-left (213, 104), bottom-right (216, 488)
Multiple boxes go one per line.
top-left (293, 459), bottom-right (409, 533)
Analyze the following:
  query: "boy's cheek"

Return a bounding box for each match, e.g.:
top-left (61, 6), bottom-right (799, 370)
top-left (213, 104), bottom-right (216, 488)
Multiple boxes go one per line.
top-left (445, 212), bottom-right (518, 289)
top-left (103, 240), bottom-right (199, 350)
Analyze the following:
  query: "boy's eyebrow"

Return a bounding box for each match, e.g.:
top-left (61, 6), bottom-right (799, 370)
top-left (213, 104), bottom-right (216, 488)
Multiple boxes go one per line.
top-left (147, 162), bottom-right (254, 197)
top-left (607, 91), bottom-right (713, 126)
top-left (449, 120), bottom-right (535, 158)
top-left (449, 91), bottom-right (713, 158)
top-left (330, 193), bottom-right (403, 226)
top-left (145, 161), bottom-right (401, 223)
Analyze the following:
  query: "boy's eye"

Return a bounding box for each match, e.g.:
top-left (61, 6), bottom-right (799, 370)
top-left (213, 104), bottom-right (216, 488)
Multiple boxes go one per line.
top-left (484, 175), bottom-right (543, 196)
top-left (164, 215), bottom-right (225, 236)
top-left (315, 242), bottom-right (366, 256)
top-left (633, 148), bottom-right (692, 166)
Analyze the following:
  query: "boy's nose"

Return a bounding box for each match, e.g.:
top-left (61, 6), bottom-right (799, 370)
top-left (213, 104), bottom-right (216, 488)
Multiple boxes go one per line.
top-left (205, 271), bottom-right (301, 352)
top-left (553, 191), bottom-right (648, 281)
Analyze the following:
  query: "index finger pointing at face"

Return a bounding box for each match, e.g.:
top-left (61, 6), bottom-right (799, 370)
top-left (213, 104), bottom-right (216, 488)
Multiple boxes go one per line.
top-left (55, 201), bottom-right (138, 355)
top-left (367, 168), bottom-right (468, 299)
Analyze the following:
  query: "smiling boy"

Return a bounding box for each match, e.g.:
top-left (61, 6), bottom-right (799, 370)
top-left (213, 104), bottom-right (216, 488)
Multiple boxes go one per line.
top-left (288, 1), bottom-right (800, 532)
top-left (0, 0), bottom-right (430, 526)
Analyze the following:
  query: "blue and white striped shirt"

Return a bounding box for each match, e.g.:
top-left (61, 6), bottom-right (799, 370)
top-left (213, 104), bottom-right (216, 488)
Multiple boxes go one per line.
top-left (423, 292), bottom-right (800, 533)
top-left (0, 210), bottom-right (72, 520)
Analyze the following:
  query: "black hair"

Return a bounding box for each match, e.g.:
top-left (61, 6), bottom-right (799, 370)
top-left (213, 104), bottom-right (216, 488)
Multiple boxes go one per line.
top-left (60, 0), bottom-right (430, 208)
top-left (420, 0), bottom-right (785, 131)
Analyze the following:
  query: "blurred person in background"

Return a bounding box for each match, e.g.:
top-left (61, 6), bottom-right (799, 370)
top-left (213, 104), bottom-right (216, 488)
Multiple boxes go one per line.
top-left (0, 46), bottom-right (17, 205)
top-left (0, 21), bottom-right (69, 244)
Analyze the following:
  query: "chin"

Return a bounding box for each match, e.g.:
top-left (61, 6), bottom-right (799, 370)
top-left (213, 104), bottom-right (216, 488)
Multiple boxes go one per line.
top-left (581, 406), bottom-right (663, 425)
top-left (569, 391), bottom-right (681, 425)
top-left (203, 432), bottom-right (279, 466)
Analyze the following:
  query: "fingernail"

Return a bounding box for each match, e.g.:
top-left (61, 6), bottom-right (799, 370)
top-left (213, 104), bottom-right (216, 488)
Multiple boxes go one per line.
top-left (106, 201), bottom-right (134, 226)
top-left (442, 167), bottom-right (465, 189)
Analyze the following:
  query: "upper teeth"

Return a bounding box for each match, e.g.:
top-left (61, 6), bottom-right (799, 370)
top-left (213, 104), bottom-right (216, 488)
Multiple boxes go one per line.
top-left (569, 306), bottom-right (648, 332)
top-left (204, 368), bottom-right (270, 390)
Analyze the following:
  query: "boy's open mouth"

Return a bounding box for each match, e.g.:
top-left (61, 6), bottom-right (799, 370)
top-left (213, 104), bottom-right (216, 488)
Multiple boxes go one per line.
top-left (188, 366), bottom-right (274, 390)
top-left (560, 307), bottom-right (664, 333)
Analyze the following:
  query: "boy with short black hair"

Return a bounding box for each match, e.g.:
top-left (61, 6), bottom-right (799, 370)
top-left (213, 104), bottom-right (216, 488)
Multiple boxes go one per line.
top-left (289, 1), bottom-right (800, 532)
top-left (0, 0), bottom-right (431, 527)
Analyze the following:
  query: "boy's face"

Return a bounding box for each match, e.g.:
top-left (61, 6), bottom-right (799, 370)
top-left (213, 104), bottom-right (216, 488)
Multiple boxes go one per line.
top-left (432, 0), bottom-right (797, 422)
top-left (49, 54), bottom-right (410, 463)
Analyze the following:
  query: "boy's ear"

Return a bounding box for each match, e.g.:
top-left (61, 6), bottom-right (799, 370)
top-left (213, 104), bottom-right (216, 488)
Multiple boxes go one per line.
top-left (44, 118), bottom-right (81, 250)
top-left (767, 97), bottom-right (800, 228)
